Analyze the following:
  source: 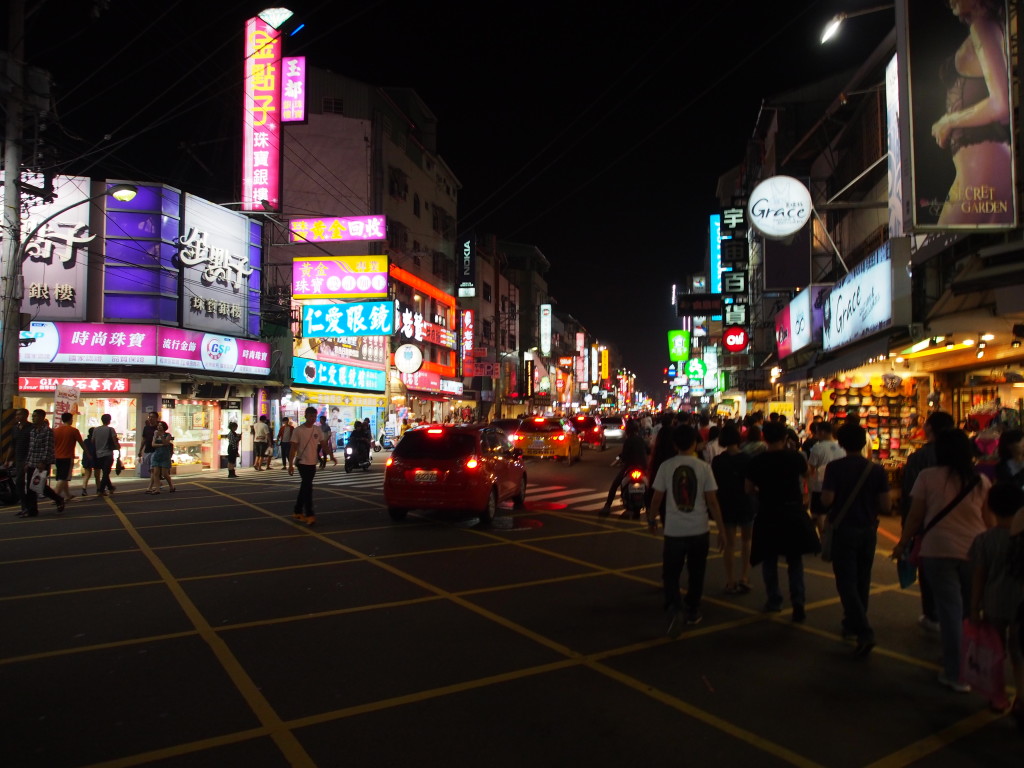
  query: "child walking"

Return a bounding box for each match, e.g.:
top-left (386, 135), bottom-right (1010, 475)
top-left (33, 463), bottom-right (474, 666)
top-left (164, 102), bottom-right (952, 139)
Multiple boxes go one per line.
top-left (969, 481), bottom-right (1024, 719)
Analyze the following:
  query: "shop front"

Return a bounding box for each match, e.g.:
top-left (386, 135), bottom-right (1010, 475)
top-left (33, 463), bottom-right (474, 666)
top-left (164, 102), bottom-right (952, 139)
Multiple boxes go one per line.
top-left (289, 353), bottom-right (387, 448)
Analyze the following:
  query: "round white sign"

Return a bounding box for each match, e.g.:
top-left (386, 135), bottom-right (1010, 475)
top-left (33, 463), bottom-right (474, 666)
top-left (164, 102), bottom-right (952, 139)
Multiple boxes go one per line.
top-left (747, 175), bottom-right (812, 240)
top-left (394, 343), bottom-right (423, 374)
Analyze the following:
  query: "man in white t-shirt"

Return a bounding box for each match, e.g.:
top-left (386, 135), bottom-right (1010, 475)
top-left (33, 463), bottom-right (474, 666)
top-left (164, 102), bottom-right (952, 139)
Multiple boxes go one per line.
top-left (253, 415), bottom-right (272, 471)
top-left (808, 422), bottom-right (846, 532)
top-left (650, 424), bottom-right (726, 638)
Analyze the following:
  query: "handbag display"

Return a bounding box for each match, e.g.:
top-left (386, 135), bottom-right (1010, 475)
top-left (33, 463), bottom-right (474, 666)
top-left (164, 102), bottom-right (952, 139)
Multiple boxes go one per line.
top-left (907, 476), bottom-right (981, 567)
top-left (821, 461), bottom-right (874, 563)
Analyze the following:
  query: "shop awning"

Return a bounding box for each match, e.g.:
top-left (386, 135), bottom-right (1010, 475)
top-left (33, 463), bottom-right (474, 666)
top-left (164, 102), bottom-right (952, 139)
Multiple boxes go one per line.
top-left (407, 389), bottom-right (449, 402)
top-left (169, 373), bottom-right (284, 386)
top-left (810, 337), bottom-right (891, 380)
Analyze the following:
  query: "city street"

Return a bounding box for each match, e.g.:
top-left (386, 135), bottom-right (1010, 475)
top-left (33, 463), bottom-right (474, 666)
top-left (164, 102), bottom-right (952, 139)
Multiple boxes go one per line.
top-left (1, 455), bottom-right (1020, 767)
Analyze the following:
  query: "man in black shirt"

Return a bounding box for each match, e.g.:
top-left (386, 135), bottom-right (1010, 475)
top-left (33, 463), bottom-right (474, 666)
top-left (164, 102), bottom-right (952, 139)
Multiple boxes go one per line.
top-left (5, 409), bottom-right (32, 515)
top-left (600, 421), bottom-right (650, 515)
top-left (746, 421), bottom-right (815, 621)
top-left (821, 424), bottom-right (890, 656)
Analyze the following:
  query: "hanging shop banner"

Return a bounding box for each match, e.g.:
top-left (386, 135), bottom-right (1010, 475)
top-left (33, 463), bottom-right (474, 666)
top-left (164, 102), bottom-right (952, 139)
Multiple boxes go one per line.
top-left (458, 236), bottom-right (476, 298)
top-left (288, 215), bottom-right (386, 244)
top-left (14, 175), bottom-right (92, 322)
top-left (54, 384), bottom-right (81, 417)
top-left (241, 16), bottom-right (282, 212)
top-left (292, 256), bottom-right (389, 299)
top-left (291, 355), bottom-right (386, 392)
top-left (822, 243), bottom-right (893, 352)
top-left (19, 322), bottom-right (271, 375)
top-left (898, 0), bottom-right (1016, 230)
top-left (302, 301), bottom-right (394, 337)
top-left (281, 56), bottom-right (306, 123)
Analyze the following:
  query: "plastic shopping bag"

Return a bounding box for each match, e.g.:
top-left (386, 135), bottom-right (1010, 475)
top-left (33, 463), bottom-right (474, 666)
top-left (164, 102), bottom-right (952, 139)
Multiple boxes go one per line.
top-left (138, 452), bottom-right (152, 478)
top-left (961, 620), bottom-right (1005, 700)
top-left (28, 468), bottom-right (47, 494)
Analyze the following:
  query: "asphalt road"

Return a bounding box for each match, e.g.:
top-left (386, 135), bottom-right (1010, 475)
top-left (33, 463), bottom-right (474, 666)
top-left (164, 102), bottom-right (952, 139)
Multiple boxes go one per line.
top-left (1, 451), bottom-right (1020, 767)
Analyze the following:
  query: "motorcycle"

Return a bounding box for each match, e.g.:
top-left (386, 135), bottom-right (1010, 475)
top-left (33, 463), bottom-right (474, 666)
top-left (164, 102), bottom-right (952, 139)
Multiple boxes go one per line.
top-left (619, 465), bottom-right (648, 520)
top-left (344, 438), bottom-right (373, 473)
top-left (373, 430), bottom-right (395, 452)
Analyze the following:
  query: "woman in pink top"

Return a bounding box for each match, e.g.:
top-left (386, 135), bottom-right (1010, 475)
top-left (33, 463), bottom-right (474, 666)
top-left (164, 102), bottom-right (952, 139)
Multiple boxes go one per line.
top-left (894, 429), bottom-right (993, 691)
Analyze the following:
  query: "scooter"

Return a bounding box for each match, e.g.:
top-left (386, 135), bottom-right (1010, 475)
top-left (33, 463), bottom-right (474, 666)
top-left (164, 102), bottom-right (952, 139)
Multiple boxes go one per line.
top-left (344, 439), bottom-right (373, 473)
top-left (619, 465), bottom-right (648, 520)
top-left (373, 431), bottom-right (395, 452)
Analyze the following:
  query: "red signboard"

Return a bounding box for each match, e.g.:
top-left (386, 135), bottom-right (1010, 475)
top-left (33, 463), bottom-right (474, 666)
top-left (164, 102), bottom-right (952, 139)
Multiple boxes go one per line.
top-left (722, 326), bottom-right (749, 353)
top-left (19, 376), bottom-right (130, 393)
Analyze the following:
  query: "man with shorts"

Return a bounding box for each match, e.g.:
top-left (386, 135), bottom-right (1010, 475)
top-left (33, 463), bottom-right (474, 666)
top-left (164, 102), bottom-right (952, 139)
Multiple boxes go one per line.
top-left (253, 415), bottom-right (271, 471)
top-left (52, 412), bottom-right (86, 503)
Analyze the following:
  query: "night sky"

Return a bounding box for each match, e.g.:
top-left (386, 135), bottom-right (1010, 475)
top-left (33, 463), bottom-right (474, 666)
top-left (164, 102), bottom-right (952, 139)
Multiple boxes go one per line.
top-left (21, 0), bottom-right (894, 395)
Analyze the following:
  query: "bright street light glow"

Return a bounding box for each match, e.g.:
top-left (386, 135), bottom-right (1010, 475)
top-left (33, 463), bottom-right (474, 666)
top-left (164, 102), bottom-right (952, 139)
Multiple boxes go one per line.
top-left (820, 14), bottom-right (845, 43)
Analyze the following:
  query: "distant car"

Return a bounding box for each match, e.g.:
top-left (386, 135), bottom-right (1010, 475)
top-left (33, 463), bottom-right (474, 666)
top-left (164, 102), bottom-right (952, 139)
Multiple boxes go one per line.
top-left (518, 417), bottom-right (583, 463)
top-left (383, 425), bottom-right (526, 524)
top-left (572, 415), bottom-right (606, 450)
top-left (490, 418), bottom-right (524, 442)
top-left (602, 416), bottom-right (625, 440)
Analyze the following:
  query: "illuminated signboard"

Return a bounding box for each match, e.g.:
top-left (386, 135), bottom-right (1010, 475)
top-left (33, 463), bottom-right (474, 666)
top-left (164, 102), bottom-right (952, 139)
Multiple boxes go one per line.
top-left (301, 301), bottom-right (394, 337)
top-left (722, 326), bottom-right (748, 353)
top-left (395, 301), bottom-right (456, 349)
top-left (747, 176), bottom-right (812, 240)
top-left (292, 256), bottom-right (388, 299)
top-left (458, 236), bottom-right (476, 298)
top-left (684, 358), bottom-right (708, 380)
top-left (539, 304), bottom-right (552, 356)
top-left (281, 56), bottom-right (306, 123)
top-left (667, 330), bottom-right (690, 362)
top-left (461, 310), bottom-right (474, 363)
top-left (242, 17), bottom-right (282, 212)
top-left (288, 215), bottom-right (386, 243)
top-left (20, 322), bottom-right (271, 375)
top-left (822, 242), bottom-right (894, 352)
top-left (291, 355), bottom-right (386, 392)
top-left (19, 376), bottom-right (130, 393)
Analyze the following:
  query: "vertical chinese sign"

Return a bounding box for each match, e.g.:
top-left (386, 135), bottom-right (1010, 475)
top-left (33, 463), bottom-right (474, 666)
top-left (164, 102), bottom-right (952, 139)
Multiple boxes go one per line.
top-left (242, 17), bottom-right (282, 212)
top-left (281, 56), bottom-right (306, 123)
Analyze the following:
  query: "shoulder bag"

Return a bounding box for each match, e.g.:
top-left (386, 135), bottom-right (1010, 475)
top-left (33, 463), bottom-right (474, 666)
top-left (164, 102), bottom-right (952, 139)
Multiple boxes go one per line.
top-left (821, 461), bottom-right (874, 562)
top-left (908, 475), bottom-right (981, 567)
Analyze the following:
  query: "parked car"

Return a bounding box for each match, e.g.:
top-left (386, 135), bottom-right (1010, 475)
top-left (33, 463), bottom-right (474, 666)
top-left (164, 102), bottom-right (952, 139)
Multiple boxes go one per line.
top-left (384, 425), bottom-right (526, 524)
top-left (572, 414), bottom-right (606, 450)
top-left (601, 415), bottom-right (625, 440)
top-left (517, 417), bottom-right (583, 463)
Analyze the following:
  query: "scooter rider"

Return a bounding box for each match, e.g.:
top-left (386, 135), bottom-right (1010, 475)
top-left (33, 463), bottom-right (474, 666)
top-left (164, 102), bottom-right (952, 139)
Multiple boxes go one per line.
top-left (600, 421), bottom-right (650, 516)
top-left (347, 420), bottom-right (372, 466)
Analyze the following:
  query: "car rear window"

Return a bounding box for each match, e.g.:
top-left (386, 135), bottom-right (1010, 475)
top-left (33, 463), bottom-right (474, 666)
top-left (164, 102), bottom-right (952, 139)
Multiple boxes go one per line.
top-left (393, 431), bottom-right (477, 459)
top-left (574, 417), bottom-right (596, 428)
top-left (603, 418), bottom-right (623, 427)
top-left (519, 419), bottom-right (563, 433)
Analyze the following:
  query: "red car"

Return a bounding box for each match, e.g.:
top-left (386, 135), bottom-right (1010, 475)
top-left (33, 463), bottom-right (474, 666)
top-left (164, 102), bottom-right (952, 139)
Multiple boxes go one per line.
top-left (384, 425), bottom-right (527, 524)
top-left (572, 415), bottom-right (606, 450)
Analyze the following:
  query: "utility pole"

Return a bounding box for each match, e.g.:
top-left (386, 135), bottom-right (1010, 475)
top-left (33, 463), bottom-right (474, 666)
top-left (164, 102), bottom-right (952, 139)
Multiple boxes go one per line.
top-left (1, 0), bottom-right (26, 455)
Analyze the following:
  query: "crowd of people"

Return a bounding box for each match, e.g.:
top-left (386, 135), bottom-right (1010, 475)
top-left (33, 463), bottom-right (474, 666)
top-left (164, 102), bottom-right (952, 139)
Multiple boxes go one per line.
top-left (613, 408), bottom-right (1024, 725)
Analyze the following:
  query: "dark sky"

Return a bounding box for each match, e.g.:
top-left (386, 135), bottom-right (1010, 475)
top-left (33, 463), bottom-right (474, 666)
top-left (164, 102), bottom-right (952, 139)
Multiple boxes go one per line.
top-left (21, 0), bottom-right (894, 394)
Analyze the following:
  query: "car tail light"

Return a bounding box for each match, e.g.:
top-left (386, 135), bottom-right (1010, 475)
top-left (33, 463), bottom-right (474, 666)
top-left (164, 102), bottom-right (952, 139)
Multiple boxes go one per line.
top-left (427, 428), bottom-right (443, 434)
top-left (386, 457), bottom-right (394, 467)
top-left (629, 469), bottom-right (643, 480)
top-left (557, 434), bottom-right (566, 442)
top-left (466, 457), bottom-right (479, 469)
top-left (510, 433), bottom-right (522, 440)
top-left (533, 417), bottom-right (545, 423)
top-left (593, 427), bottom-right (600, 433)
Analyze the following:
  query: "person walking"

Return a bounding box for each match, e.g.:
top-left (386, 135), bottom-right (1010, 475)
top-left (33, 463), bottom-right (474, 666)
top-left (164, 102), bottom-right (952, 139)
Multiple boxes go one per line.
top-left (820, 424), bottom-right (891, 657)
top-left (318, 415), bottom-right (336, 468)
top-left (649, 424), bottom-right (725, 637)
top-left (746, 421), bottom-right (817, 621)
top-left (92, 414), bottom-right (120, 496)
top-left (893, 429), bottom-right (993, 692)
top-left (137, 410), bottom-right (158, 480)
top-left (290, 407), bottom-right (325, 526)
top-left (902, 411), bottom-right (956, 633)
top-left (808, 422), bottom-right (847, 533)
top-left (4, 408), bottom-right (32, 515)
top-left (277, 417), bottom-right (294, 471)
top-left (52, 412), bottom-right (87, 503)
top-left (252, 415), bottom-right (272, 471)
top-left (80, 427), bottom-right (97, 496)
top-left (224, 422), bottom-right (241, 478)
top-left (19, 409), bottom-right (66, 517)
top-left (146, 422), bottom-right (176, 494)
top-left (712, 423), bottom-right (755, 594)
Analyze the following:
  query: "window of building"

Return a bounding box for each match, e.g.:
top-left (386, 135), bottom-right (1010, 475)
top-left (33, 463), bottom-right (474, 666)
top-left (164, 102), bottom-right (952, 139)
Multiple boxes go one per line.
top-left (482, 319), bottom-right (493, 343)
top-left (388, 168), bottom-right (408, 200)
top-left (508, 333), bottom-right (517, 350)
top-left (413, 194), bottom-right (420, 217)
top-left (322, 97), bottom-right (344, 114)
top-left (483, 282), bottom-right (492, 302)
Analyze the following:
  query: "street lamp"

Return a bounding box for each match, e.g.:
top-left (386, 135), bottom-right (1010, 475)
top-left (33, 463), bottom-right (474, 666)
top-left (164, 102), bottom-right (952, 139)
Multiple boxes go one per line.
top-left (820, 4), bottom-right (893, 43)
top-left (0, 182), bottom-right (138, 414)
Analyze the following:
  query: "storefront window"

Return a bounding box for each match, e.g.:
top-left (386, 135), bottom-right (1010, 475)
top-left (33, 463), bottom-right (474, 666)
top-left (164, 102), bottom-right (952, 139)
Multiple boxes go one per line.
top-left (167, 400), bottom-right (219, 470)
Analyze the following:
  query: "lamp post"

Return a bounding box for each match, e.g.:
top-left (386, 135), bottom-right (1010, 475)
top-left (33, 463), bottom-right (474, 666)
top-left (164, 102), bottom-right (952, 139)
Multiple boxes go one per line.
top-left (0, 183), bottom-right (137, 415)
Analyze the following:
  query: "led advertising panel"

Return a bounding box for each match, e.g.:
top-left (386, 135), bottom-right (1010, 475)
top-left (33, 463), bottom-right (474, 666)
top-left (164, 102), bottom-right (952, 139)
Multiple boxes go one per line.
top-left (539, 304), bottom-right (552, 356)
top-left (822, 243), bottom-right (893, 352)
top-left (242, 17), bottom-right (282, 212)
top-left (281, 56), bottom-right (306, 123)
top-left (291, 355), bottom-right (386, 392)
top-left (292, 256), bottom-right (388, 299)
top-left (667, 330), bottom-right (690, 362)
top-left (288, 215), bottom-right (386, 243)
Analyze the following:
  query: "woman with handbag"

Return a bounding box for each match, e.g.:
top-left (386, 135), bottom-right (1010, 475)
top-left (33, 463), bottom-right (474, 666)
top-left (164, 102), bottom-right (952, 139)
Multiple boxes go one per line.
top-left (820, 424), bottom-right (891, 657)
top-left (893, 429), bottom-right (994, 692)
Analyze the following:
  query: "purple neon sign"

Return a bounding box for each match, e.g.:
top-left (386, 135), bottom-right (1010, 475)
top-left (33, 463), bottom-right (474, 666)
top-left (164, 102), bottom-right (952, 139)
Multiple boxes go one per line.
top-left (292, 256), bottom-right (388, 299)
top-left (288, 215), bottom-right (386, 243)
top-left (281, 56), bottom-right (306, 123)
